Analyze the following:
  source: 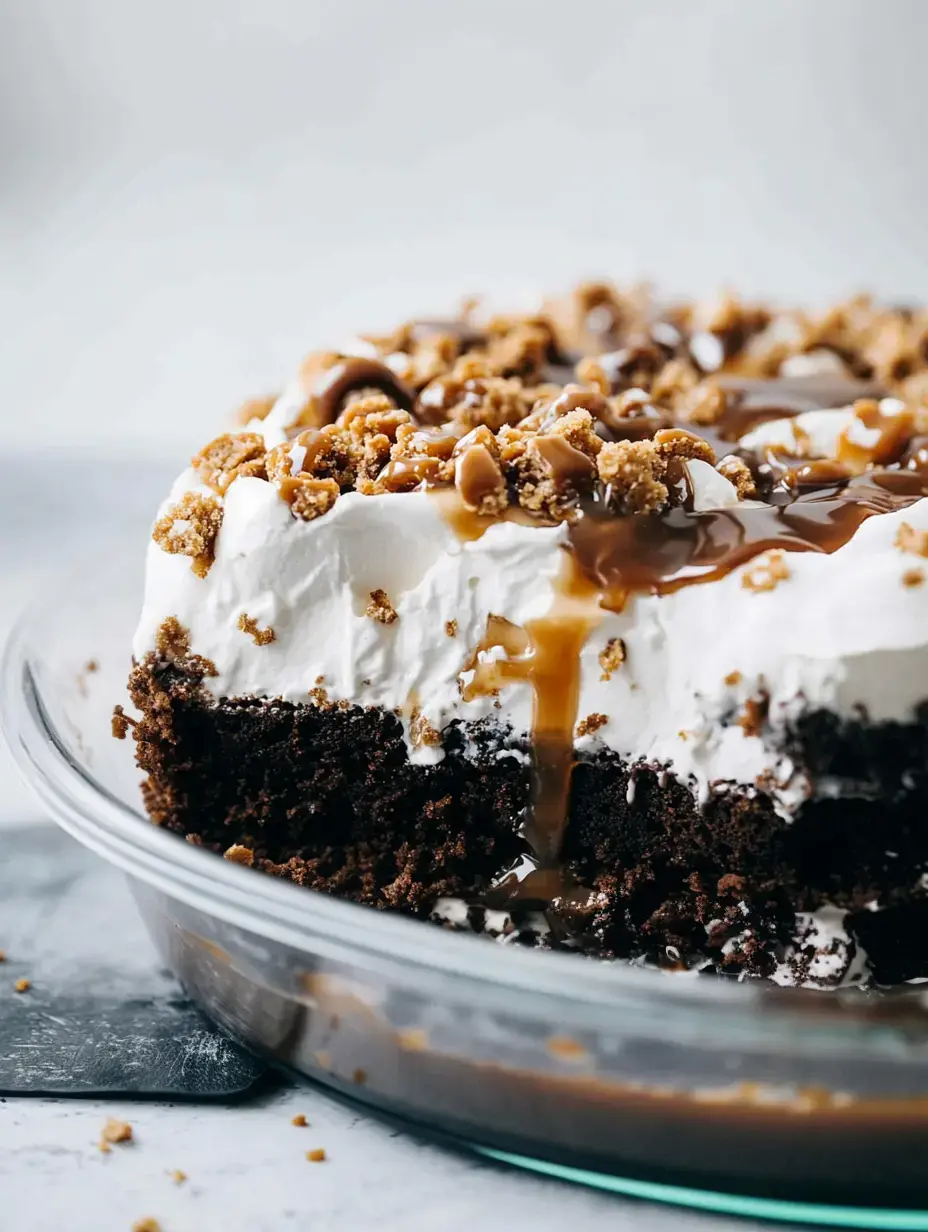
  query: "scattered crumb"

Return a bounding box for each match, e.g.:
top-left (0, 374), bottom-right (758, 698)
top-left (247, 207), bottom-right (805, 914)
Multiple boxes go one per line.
top-left (169, 1169), bottom-right (187, 1185)
top-left (678, 729), bottom-right (690, 742)
top-left (352, 1068), bottom-right (367, 1085)
top-left (237, 613), bottom-right (276, 646)
top-left (409, 709), bottom-right (441, 748)
top-left (132, 1220), bottom-right (161, 1232)
top-left (896, 522), bottom-right (928, 557)
top-left (444, 619), bottom-right (458, 638)
top-left (85, 659), bottom-right (99, 673)
top-left (741, 550), bottom-right (791, 593)
top-left (366, 589), bottom-right (398, 624)
top-left (315, 674), bottom-right (325, 685)
top-left (291, 1114), bottom-right (308, 1127)
top-left (724, 670), bottom-right (742, 686)
top-left (576, 712), bottom-right (608, 738)
top-left (738, 693), bottom-right (770, 738)
top-left (717, 454), bottom-right (757, 499)
top-left (111, 705), bottom-right (133, 740)
top-left (903, 567), bottom-right (925, 588)
top-left (101, 1118), bottom-right (134, 1145)
top-left (598, 637), bottom-right (626, 681)
top-left (306, 1148), bottom-right (327, 1163)
top-left (13, 978), bottom-right (30, 993)
top-left (223, 844), bottom-right (255, 867)
top-left (0, 950), bottom-right (6, 963)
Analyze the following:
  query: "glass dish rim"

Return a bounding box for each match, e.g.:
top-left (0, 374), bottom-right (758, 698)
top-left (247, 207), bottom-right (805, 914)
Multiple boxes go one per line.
top-left (4, 566), bottom-right (926, 1050)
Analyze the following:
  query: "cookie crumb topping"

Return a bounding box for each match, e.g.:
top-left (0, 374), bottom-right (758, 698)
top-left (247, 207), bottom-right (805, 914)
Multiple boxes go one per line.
top-left (238, 613), bottom-right (276, 646)
top-left (224, 844), bottom-right (255, 866)
top-left (902, 567), bottom-right (925, 588)
top-left (445, 619), bottom-right (458, 638)
top-left (366, 588), bottom-right (398, 624)
top-left (576, 712), bottom-right (608, 737)
top-left (152, 491), bottom-right (223, 578)
top-left (895, 522), bottom-right (928, 557)
top-left (741, 551), bottom-right (791, 594)
top-left (598, 637), bottom-right (627, 681)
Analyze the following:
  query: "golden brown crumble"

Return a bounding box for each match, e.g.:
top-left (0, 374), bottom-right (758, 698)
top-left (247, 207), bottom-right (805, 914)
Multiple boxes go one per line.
top-left (131, 1221), bottom-right (161, 1232)
top-left (291, 1114), bottom-right (308, 1127)
top-left (152, 491), bottom-right (224, 578)
top-left (192, 432), bottom-right (266, 495)
top-left (737, 694), bottom-right (770, 738)
top-left (237, 613), bottom-right (276, 646)
top-left (444, 619), bottom-right (458, 638)
top-left (366, 589), bottom-right (398, 624)
top-left (598, 637), bottom-right (626, 681)
top-left (741, 550), bottom-right (791, 594)
top-left (409, 709), bottom-right (441, 748)
top-left (902, 567), bottom-right (925, 588)
top-left (306, 1148), bottom-right (327, 1163)
top-left (101, 1118), bottom-right (133, 1145)
top-left (111, 705), bottom-right (132, 740)
top-left (596, 440), bottom-right (669, 514)
top-left (155, 617), bottom-right (218, 678)
top-left (224, 844), bottom-right (255, 866)
top-left (724, 670), bottom-right (743, 686)
top-left (717, 455), bottom-right (757, 499)
top-left (287, 475), bottom-right (341, 522)
top-left (13, 978), bottom-right (30, 993)
top-left (576, 712), bottom-right (608, 737)
top-left (170, 1169), bottom-right (187, 1185)
top-left (895, 522), bottom-right (928, 557)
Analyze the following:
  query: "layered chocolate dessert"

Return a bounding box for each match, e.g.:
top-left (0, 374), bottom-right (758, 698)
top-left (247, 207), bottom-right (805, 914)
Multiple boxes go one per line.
top-left (121, 284), bottom-right (928, 987)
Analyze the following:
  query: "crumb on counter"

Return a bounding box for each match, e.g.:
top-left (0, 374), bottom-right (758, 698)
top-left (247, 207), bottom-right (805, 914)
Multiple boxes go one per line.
top-left (306, 1148), bottom-right (327, 1162)
top-left (291, 1114), bottom-right (308, 1127)
top-left (13, 978), bottom-right (30, 993)
top-left (903, 567), bottom-right (926, 588)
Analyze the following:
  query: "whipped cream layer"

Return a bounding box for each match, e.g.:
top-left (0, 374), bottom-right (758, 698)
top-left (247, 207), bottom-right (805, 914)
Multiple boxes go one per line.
top-left (134, 406), bottom-right (928, 816)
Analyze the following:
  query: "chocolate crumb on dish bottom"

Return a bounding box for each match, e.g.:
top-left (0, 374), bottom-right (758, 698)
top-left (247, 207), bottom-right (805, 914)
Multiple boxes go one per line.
top-left (123, 282), bottom-right (928, 988)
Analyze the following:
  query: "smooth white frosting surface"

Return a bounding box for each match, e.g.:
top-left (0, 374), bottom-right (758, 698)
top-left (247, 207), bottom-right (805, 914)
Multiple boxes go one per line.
top-left (134, 409), bottom-right (928, 814)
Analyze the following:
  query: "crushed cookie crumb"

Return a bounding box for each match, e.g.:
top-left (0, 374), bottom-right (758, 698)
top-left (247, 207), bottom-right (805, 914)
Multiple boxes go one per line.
top-left (223, 844), bottom-right (255, 867)
top-left (576, 712), bottom-right (608, 738)
top-left (444, 619), bottom-right (458, 638)
top-left (152, 491), bottom-right (223, 578)
top-left (131, 1221), bottom-right (161, 1232)
top-left (291, 1114), bottom-right (308, 1127)
top-left (111, 705), bottom-right (133, 740)
top-left (366, 589), bottom-right (398, 624)
top-left (742, 550), bottom-right (791, 593)
top-left (170, 1169), bottom-right (187, 1185)
top-left (192, 432), bottom-right (266, 494)
top-left (306, 1148), bottom-right (327, 1163)
top-left (13, 978), bottom-right (30, 993)
top-left (86, 659), bottom-right (99, 674)
top-left (895, 522), bottom-right (928, 557)
top-left (101, 1118), bottom-right (133, 1145)
top-left (738, 693), bottom-right (770, 738)
top-left (154, 617), bottom-right (218, 678)
top-left (724, 670), bottom-right (743, 686)
top-left (903, 567), bottom-right (925, 588)
top-left (717, 455), bottom-right (757, 499)
top-left (237, 613), bottom-right (276, 646)
top-left (596, 439), bottom-right (669, 514)
top-left (409, 709), bottom-right (441, 748)
top-left (598, 637), bottom-right (626, 681)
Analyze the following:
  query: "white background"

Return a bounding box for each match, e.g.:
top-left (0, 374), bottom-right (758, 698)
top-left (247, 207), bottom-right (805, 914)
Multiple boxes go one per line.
top-left (3, 0), bottom-right (928, 454)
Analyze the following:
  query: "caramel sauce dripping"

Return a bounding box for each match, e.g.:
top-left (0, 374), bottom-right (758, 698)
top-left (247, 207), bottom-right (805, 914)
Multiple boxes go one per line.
top-left (300, 357), bottom-right (416, 428)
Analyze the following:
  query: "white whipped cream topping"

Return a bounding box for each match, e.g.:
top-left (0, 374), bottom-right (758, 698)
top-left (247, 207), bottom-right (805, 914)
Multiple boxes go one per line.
top-left (134, 419), bottom-right (928, 812)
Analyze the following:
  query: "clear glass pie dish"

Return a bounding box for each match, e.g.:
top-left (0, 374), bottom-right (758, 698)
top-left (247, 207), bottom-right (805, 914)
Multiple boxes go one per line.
top-left (7, 539), bottom-right (928, 1226)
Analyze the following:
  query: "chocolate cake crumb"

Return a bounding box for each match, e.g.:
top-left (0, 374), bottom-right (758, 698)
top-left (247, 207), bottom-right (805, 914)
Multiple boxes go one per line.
top-left (306, 1148), bottom-right (326, 1162)
top-left (896, 522), bottom-right (928, 557)
top-left (598, 637), bottom-right (626, 681)
top-left (291, 1114), bottom-right (308, 1127)
top-left (576, 713), bottom-right (608, 737)
top-left (366, 589), bottom-right (398, 624)
top-left (13, 978), bottom-right (30, 993)
top-left (444, 620), bottom-right (458, 638)
top-left (742, 550), bottom-right (791, 593)
top-left (903, 567), bottom-right (925, 588)
top-left (152, 491), bottom-right (223, 578)
top-left (224, 844), bottom-right (255, 866)
top-left (112, 705), bottom-right (131, 740)
top-left (237, 613), bottom-right (276, 646)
